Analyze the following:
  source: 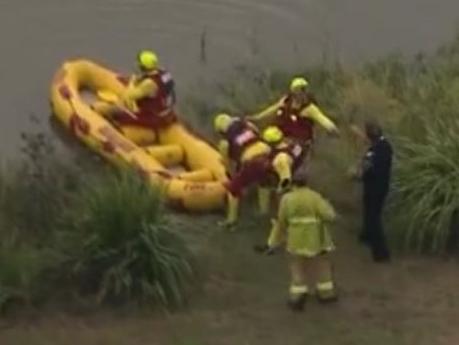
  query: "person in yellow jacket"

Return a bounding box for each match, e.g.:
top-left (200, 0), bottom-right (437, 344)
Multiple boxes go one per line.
top-left (93, 50), bottom-right (177, 145)
top-left (249, 77), bottom-right (339, 147)
top-left (264, 168), bottom-right (338, 310)
top-left (214, 114), bottom-right (293, 227)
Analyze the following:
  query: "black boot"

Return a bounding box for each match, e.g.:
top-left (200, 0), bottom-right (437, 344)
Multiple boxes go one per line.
top-left (287, 293), bottom-right (307, 312)
top-left (372, 252), bottom-right (391, 263)
top-left (317, 291), bottom-right (339, 304)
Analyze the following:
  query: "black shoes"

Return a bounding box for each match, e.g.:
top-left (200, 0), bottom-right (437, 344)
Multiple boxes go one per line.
top-left (317, 286), bottom-right (339, 304)
top-left (373, 253), bottom-right (391, 263)
top-left (287, 294), bottom-right (307, 312)
top-left (287, 292), bottom-right (339, 311)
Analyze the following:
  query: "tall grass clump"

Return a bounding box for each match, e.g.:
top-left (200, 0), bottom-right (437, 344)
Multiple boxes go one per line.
top-left (387, 45), bottom-right (459, 254)
top-left (0, 124), bottom-right (195, 311)
top-left (391, 118), bottom-right (459, 253)
top-left (63, 170), bottom-right (194, 308)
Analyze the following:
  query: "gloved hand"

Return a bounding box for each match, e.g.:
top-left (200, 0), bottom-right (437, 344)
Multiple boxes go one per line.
top-left (329, 128), bottom-right (340, 138)
top-left (253, 244), bottom-right (276, 255)
top-left (347, 164), bottom-right (362, 180)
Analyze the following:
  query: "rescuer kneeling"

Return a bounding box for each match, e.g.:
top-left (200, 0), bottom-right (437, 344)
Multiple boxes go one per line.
top-left (93, 50), bottom-right (177, 145)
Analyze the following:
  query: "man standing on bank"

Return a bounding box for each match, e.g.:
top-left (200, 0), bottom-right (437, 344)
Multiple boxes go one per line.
top-left (351, 121), bottom-right (393, 263)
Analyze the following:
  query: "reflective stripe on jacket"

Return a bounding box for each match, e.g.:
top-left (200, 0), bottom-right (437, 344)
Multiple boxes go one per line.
top-left (277, 187), bottom-right (336, 257)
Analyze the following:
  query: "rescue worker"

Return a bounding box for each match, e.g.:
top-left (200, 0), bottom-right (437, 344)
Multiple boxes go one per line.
top-left (214, 114), bottom-right (294, 227)
top-left (249, 77), bottom-right (339, 148)
top-left (93, 50), bottom-right (176, 145)
top-left (257, 125), bottom-right (306, 215)
top-left (350, 121), bottom-right (392, 263)
top-left (264, 168), bottom-right (338, 310)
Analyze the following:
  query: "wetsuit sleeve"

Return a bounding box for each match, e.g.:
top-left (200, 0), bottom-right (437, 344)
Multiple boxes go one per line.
top-left (314, 193), bottom-right (336, 223)
top-left (277, 195), bottom-right (289, 235)
top-left (250, 98), bottom-right (284, 121)
top-left (218, 139), bottom-right (230, 159)
top-left (301, 104), bottom-right (338, 133)
top-left (127, 78), bottom-right (157, 100)
top-left (123, 78), bottom-right (158, 112)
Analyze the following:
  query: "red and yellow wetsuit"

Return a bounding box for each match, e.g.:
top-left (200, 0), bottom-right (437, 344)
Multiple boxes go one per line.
top-left (218, 119), bottom-right (272, 198)
top-left (251, 92), bottom-right (337, 144)
top-left (94, 69), bottom-right (176, 145)
top-left (116, 69), bottom-right (176, 128)
top-left (219, 119), bottom-right (305, 225)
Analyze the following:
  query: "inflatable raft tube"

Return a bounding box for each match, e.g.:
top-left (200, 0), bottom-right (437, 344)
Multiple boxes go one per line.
top-left (50, 59), bottom-right (227, 212)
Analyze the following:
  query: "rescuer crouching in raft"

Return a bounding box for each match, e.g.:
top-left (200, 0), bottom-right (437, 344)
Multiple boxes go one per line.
top-left (92, 50), bottom-right (177, 145)
top-left (214, 113), bottom-right (304, 228)
top-left (249, 77), bottom-right (339, 161)
top-left (260, 168), bottom-right (338, 311)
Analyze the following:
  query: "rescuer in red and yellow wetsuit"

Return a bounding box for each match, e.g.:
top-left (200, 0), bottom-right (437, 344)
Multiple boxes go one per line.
top-left (214, 114), bottom-right (303, 226)
top-left (93, 50), bottom-right (177, 145)
top-left (214, 113), bottom-right (302, 227)
top-left (249, 77), bottom-right (339, 149)
top-left (257, 125), bottom-right (307, 215)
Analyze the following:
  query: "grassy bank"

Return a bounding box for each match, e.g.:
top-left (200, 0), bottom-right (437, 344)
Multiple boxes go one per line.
top-left (0, 129), bottom-right (195, 313)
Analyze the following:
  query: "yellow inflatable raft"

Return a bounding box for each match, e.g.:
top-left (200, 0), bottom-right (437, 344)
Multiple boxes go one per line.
top-left (50, 59), bottom-right (227, 212)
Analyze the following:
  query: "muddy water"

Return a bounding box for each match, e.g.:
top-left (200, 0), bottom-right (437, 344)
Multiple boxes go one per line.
top-left (1, 0), bottom-right (458, 158)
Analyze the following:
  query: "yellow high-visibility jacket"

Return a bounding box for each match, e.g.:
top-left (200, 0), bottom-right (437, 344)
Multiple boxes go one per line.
top-left (270, 186), bottom-right (336, 257)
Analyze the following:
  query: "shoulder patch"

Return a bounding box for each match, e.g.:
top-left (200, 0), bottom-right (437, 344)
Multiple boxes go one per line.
top-left (161, 72), bottom-right (172, 83)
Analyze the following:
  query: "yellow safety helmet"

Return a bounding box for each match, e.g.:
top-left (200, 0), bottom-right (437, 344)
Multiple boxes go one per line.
top-left (290, 77), bottom-right (309, 92)
top-left (262, 126), bottom-right (284, 144)
top-left (138, 50), bottom-right (159, 70)
top-left (214, 113), bottom-right (234, 133)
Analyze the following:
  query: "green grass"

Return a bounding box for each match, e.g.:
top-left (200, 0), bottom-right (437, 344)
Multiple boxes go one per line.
top-left (64, 170), bottom-right (194, 307)
top-left (0, 132), bottom-right (195, 311)
top-left (0, 239), bottom-right (49, 311)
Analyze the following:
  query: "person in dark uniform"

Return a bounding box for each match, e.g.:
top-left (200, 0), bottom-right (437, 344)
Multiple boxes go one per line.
top-left (351, 121), bottom-right (393, 262)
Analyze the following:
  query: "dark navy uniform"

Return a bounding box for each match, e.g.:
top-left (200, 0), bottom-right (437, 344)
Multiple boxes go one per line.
top-left (361, 135), bottom-right (393, 262)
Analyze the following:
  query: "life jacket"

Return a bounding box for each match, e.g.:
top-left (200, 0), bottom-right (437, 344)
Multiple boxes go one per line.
top-left (275, 93), bottom-right (316, 142)
top-left (275, 142), bottom-right (305, 171)
top-left (280, 143), bottom-right (307, 171)
top-left (136, 69), bottom-right (176, 118)
top-left (114, 69), bottom-right (177, 129)
top-left (226, 119), bottom-right (260, 162)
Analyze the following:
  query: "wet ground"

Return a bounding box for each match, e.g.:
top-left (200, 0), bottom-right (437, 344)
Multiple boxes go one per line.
top-left (1, 0), bottom-right (458, 157)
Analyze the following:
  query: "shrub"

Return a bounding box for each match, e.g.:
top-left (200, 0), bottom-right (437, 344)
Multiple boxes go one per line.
top-left (390, 114), bottom-right (459, 254)
top-left (63, 170), bottom-right (194, 308)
